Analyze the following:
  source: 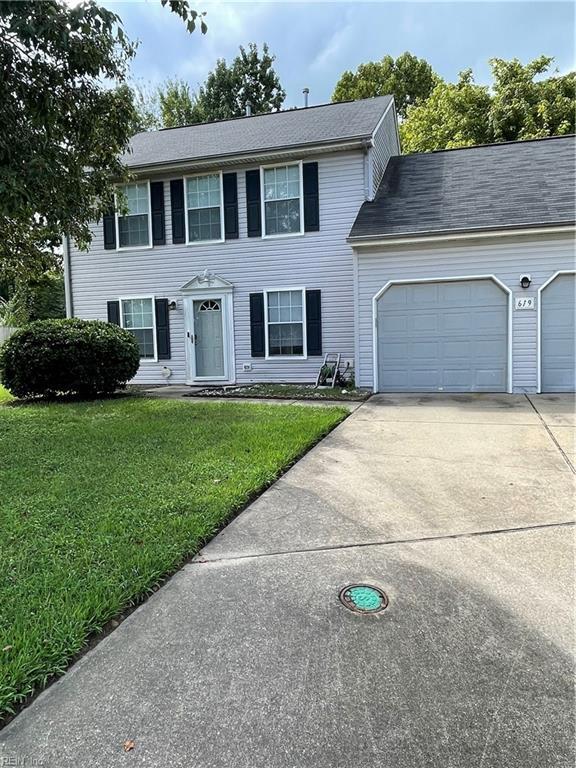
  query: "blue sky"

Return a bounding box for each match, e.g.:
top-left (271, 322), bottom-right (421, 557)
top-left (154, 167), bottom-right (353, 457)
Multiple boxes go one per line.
top-left (108, 1), bottom-right (575, 107)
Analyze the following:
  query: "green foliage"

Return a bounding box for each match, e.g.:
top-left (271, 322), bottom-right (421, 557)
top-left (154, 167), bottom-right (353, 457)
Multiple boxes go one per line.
top-left (0, 0), bottom-right (205, 281)
top-left (0, 397), bottom-right (345, 715)
top-left (489, 56), bottom-right (576, 141)
top-left (0, 1), bottom-right (139, 281)
top-left (401, 56), bottom-right (576, 153)
top-left (192, 42), bottom-right (286, 124)
top-left (0, 319), bottom-right (140, 398)
top-left (25, 272), bottom-right (66, 321)
top-left (332, 52), bottom-right (439, 118)
top-left (400, 70), bottom-right (492, 152)
top-left (159, 78), bottom-right (203, 128)
top-left (0, 294), bottom-right (28, 327)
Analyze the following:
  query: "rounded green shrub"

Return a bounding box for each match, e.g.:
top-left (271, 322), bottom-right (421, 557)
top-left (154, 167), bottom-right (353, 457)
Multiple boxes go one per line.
top-left (0, 319), bottom-right (140, 398)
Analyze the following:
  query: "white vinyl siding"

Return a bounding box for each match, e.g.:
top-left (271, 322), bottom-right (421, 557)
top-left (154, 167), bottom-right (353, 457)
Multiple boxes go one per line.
top-left (265, 289), bottom-right (305, 357)
top-left (369, 102), bottom-right (401, 198)
top-left (262, 163), bottom-right (303, 237)
top-left (185, 173), bottom-right (224, 243)
top-left (68, 150), bottom-right (365, 386)
top-left (355, 233), bottom-right (575, 392)
top-left (116, 183), bottom-right (151, 249)
top-left (120, 297), bottom-right (156, 360)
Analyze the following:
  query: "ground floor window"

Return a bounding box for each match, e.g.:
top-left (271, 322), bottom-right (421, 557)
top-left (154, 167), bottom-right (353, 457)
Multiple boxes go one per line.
top-left (120, 297), bottom-right (156, 359)
top-left (265, 289), bottom-right (305, 356)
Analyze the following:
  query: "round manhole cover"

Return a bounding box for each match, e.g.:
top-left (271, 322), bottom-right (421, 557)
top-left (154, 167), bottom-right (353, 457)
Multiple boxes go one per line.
top-left (339, 584), bottom-right (388, 614)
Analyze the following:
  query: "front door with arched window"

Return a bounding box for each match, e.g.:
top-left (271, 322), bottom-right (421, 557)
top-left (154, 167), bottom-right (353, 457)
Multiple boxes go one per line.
top-left (193, 298), bottom-right (225, 378)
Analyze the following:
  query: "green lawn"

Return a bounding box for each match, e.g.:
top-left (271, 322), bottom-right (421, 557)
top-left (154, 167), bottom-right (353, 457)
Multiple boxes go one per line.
top-left (0, 396), bottom-right (346, 718)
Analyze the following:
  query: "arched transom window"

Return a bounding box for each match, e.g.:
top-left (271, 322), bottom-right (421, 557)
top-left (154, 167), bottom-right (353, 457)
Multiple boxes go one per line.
top-left (199, 299), bottom-right (221, 312)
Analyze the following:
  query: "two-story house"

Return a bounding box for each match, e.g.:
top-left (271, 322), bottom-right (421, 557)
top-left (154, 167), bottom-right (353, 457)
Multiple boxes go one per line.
top-left (65, 97), bottom-right (575, 393)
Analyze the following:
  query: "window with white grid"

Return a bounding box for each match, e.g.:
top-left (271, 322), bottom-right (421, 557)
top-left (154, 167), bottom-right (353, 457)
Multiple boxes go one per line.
top-left (266, 290), bottom-right (305, 356)
top-left (186, 174), bottom-right (222, 242)
top-left (263, 164), bottom-right (302, 236)
top-left (117, 183), bottom-right (150, 248)
top-left (121, 298), bottom-right (156, 359)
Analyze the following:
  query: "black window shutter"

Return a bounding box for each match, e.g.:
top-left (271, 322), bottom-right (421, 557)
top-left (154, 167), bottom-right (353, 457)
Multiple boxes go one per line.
top-left (107, 300), bottom-right (120, 325)
top-left (245, 170), bottom-right (262, 237)
top-left (150, 181), bottom-right (165, 246)
top-left (155, 298), bottom-right (171, 360)
top-left (305, 290), bottom-right (322, 356)
top-left (249, 293), bottom-right (265, 357)
top-left (223, 172), bottom-right (239, 239)
top-left (303, 162), bottom-right (320, 232)
top-left (103, 209), bottom-right (116, 250)
top-left (170, 179), bottom-right (186, 244)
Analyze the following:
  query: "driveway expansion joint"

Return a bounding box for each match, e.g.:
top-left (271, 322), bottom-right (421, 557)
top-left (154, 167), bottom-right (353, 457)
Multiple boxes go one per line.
top-left (196, 520), bottom-right (575, 565)
top-left (525, 394), bottom-right (575, 474)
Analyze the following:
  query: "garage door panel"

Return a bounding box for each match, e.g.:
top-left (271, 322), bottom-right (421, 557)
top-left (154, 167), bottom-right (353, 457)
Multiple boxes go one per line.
top-left (377, 279), bottom-right (508, 393)
top-left (541, 274), bottom-right (575, 393)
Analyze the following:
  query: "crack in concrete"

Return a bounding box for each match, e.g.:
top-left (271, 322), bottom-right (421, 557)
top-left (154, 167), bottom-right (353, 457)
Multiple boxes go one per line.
top-left (195, 520), bottom-right (575, 565)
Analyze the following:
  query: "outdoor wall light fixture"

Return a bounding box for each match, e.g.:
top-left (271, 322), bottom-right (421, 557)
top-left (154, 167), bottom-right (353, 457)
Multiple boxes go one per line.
top-left (520, 275), bottom-right (532, 289)
top-left (168, 300), bottom-right (177, 311)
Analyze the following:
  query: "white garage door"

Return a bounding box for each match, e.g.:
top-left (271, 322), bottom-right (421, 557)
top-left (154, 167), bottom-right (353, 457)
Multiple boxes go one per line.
top-left (376, 279), bottom-right (508, 392)
top-left (541, 273), bottom-right (576, 393)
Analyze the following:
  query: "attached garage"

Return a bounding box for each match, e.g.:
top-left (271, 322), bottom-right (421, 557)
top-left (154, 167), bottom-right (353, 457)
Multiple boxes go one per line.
top-left (375, 278), bottom-right (509, 393)
top-left (540, 272), bottom-right (576, 393)
top-left (349, 136), bottom-right (575, 393)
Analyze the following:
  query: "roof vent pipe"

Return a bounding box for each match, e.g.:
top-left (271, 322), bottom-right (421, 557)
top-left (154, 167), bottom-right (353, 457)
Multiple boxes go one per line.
top-left (245, 101), bottom-right (252, 117)
top-left (303, 88), bottom-right (309, 108)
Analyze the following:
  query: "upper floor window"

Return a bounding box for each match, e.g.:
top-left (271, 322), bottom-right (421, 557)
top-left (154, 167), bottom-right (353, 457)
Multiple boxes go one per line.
top-left (116, 183), bottom-right (151, 249)
top-left (262, 163), bottom-right (303, 237)
top-left (185, 173), bottom-right (224, 243)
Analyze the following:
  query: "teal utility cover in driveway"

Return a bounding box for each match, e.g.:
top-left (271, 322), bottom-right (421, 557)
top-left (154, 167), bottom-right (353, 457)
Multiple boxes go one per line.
top-left (541, 273), bottom-right (576, 393)
top-left (377, 279), bottom-right (508, 392)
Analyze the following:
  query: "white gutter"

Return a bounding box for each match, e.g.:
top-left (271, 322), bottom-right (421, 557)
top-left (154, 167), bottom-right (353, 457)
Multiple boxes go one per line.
top-left (348, 224), bottom-right (576, 249)
top-left (62, 235), bottom-right (73, 317)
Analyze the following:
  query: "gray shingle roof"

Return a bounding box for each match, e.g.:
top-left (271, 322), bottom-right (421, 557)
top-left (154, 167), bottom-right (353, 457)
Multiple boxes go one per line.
top-left (350, 136), bottom-right (576, 240)
top-left (124, 96), bottom-right (393, 168)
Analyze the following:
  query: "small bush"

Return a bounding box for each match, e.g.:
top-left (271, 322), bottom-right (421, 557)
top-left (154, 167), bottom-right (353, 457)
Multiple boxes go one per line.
top-left (0, 319), bottom-right (140, 399)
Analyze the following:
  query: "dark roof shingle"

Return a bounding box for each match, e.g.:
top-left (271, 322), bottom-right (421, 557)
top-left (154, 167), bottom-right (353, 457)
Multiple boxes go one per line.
top-left (350, 136), bottom-right (576, 239)
top-left (124, 96), bottom-right (393, 168)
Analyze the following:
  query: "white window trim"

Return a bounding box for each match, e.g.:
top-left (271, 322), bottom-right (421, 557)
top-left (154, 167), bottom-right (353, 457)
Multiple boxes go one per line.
top-left (183, 171), bottom-right (225, 246)
top-left (260, 161), bottom-right (305, 239)
top-left (115, 181), bottom-right (153, 252)
top-left (119, 295), bottom-right (158, 363)
top-left (264, 287), bottom-right (307, 360)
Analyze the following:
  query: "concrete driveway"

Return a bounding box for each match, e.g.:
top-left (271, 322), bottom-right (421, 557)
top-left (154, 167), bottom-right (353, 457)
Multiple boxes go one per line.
top-left (1, 394), bottom-right (574, 767)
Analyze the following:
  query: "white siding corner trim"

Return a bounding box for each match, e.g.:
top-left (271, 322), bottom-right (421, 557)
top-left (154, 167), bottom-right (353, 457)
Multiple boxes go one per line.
top-left (371, 274), bottom-right (513, 394)
top-left (536, 269), bottom-right (576, 393)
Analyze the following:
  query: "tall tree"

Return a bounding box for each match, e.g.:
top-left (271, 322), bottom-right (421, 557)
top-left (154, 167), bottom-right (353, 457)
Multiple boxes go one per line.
top-left (332, 52), bottom-right (439, 118)
top-left (489, 56), bottom-right (575, 141)
top-left (0, 0), bottom-right (204, 281)
top-left (193, 43), bottom-right (286, 123)
top-left (159, 78), bottom-right (203, 127)
top-left (400, 56), bottom-right (576, 153)
top-left (400, 70), bottom-right (492, 152)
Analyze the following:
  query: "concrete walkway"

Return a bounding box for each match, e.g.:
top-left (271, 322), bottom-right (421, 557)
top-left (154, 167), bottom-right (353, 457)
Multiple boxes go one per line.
top-left (1, 394), bottom-right (574, 767)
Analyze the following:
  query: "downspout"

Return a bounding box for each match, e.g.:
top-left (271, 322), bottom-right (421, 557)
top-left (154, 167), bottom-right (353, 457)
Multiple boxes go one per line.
top-left (62, 234), bottom-right (73, 317)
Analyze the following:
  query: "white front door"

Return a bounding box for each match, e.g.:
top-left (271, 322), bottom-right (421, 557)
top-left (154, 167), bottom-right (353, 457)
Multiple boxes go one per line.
top-left (193, 298), bottom-right (225, 378)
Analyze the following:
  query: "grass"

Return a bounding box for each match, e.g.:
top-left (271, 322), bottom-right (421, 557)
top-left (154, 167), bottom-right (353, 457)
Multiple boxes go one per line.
top-left (188, 382), bottom-right (370, 402)
top-left (0, 396), bottom-right (346, 719)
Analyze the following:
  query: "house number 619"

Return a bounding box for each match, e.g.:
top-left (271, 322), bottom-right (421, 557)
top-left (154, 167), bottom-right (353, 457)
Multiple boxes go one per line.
top-left (515, 297), bottom-right (535, 310)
